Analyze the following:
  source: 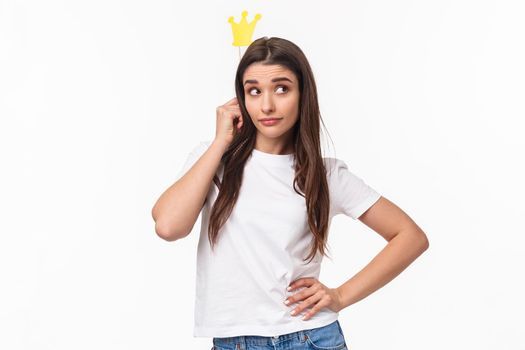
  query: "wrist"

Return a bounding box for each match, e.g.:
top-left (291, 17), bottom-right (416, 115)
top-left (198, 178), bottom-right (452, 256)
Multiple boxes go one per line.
top-left (212, 138), bottom-right (230, 152)
top-left (334, 287), bottom-right (346, 312)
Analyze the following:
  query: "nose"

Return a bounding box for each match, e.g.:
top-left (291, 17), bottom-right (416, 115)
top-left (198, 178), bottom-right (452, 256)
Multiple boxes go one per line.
top-left (261, 92), bottom-right (275, 115)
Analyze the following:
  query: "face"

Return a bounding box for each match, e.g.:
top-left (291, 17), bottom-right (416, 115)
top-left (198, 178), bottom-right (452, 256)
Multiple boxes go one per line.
top-left (242, 63), bottom-right (300, 150)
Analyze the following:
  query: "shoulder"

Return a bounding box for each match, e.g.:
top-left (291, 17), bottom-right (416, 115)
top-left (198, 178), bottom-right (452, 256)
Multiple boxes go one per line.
top-left (322, 157), bottom-right (348, 176)
top-left (322, 156), bottom-right (366, 188)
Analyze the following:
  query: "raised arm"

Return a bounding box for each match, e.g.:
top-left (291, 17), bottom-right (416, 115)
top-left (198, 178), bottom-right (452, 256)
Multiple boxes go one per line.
top-left (151, 97), bottom-right (244, 241)
top-left (151, 140), bottom-right (228, 241)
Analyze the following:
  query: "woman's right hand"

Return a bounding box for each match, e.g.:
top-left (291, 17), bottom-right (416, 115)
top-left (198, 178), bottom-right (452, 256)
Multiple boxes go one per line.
top-left (215, 97), bottom-right (243, 146)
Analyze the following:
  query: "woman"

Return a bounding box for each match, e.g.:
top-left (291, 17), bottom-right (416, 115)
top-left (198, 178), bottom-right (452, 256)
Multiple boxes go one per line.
top-left (152, 36), bottom-right (429, 350)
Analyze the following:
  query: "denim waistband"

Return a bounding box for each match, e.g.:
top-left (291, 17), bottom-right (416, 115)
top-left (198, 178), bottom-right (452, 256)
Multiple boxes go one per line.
top-left (213, 320), bottom-right (341, 347)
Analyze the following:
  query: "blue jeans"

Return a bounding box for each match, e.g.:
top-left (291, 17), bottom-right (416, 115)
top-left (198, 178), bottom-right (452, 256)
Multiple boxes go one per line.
top-left (212, 320), bottom-right (348, 350)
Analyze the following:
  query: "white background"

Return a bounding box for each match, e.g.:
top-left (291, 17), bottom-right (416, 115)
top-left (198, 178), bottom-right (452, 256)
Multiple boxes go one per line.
top-left (1, 0), bottom-right (524, 349)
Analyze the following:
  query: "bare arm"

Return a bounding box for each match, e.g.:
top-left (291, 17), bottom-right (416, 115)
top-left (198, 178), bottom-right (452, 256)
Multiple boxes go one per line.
top-left (151, 139), bottom-right (228, 241)
top-left (335, 196), bottom-right (430, 309)
top-left (151, 96), bottom-right (244, 241)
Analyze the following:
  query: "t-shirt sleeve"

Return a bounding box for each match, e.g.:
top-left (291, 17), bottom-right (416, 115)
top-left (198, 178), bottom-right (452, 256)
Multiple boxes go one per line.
top-left (327, 158), bottom-right (382, 219)
top-left (175, 140), bottom-right (212, 180)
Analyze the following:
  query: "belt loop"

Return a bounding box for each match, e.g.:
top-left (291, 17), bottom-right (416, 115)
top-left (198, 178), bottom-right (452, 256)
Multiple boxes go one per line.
top-left (237, 336), bottom-right (245, 350)
top-left (299, 330), bottom-right (308, 343)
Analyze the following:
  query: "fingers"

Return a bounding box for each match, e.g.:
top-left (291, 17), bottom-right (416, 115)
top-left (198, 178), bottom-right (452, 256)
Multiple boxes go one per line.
top-left (300, 296), bottom-right (326, 321)
top-left (291, 293), bottom-right (324, 320)
top-left (215, 97), bottom-right (243, 144)
top-left (285, 278), bottom-right (329, 321)
top-left (224, 96), bottom-right (239, 106)
top-left (236, 116), bottom-right (243, 129)
top-left (284, 285), bottom-right (312, 306)
top-left (288, 277), bottom-right (315, 291)
top-left (224, 106), bottom-right (243, 129)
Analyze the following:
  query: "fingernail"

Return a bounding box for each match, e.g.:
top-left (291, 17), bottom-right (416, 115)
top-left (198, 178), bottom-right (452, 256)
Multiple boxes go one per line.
top-left (284, 300), bottom-right (290, 305)
top-left (287, 286), bottom-right (292, 291)
top-left (290, 310), bottom-right (296, 315)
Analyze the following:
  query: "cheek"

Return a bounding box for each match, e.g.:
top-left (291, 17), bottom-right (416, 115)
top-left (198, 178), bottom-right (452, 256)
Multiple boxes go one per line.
top-left (282, 97), bottom-right (299, 117)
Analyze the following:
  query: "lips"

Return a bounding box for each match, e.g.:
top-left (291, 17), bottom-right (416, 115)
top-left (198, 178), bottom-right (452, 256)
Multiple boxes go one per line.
top-left (260, 118), bottom-right (282, 126)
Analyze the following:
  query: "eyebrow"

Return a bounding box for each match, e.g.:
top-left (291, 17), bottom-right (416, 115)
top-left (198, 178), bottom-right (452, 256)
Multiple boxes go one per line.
top-left (243, 77), bottom-right (293, 85)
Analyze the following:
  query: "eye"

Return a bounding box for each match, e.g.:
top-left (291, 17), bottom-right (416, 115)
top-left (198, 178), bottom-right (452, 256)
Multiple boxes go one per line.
top-left (246, 85), bottom-right (288, 96)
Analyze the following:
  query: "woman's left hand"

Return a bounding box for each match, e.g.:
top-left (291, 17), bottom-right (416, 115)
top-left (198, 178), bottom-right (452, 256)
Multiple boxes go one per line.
top-left (284, 277), bottom-right (345, 321)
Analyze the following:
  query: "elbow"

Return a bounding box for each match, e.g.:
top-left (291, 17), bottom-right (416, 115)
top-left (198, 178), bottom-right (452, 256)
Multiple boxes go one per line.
top-left (154, 221), bottom-right (189, 242)
top-left (418, 231), bottom-right (430, 252)
top-left (424, 236), bottom-right (430, 250)
top-left (408, 222), bottom-right (430, 252)
top-left (151, 205), bottom-right (187, 241)
top-left (151, 204), bottom-right (160, 223)
top-left (401, 227), bottom-right (430, 253)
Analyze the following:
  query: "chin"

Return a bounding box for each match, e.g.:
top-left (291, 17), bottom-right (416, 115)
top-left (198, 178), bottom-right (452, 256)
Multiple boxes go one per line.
top-left (258, 130), bottom-right (289, 139)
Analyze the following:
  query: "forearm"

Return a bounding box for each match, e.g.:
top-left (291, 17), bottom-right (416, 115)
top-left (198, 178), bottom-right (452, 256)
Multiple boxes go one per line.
top-left (336, 229), bottom-right (429, 309)
top-left (152, 139), bottom-right (228, 241)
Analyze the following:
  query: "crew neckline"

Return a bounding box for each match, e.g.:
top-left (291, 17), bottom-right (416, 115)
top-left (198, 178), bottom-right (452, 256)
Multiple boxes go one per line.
top-left (250, 147), bottom-right (295, 165)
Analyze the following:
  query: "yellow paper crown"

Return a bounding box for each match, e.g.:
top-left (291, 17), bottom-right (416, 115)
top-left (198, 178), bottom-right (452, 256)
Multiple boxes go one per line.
top-left (228, 10), bottom-right (262, 47)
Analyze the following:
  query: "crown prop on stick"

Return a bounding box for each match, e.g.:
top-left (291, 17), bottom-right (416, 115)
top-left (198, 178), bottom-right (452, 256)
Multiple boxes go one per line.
top-left (228, 10), bottom-right (262, 59)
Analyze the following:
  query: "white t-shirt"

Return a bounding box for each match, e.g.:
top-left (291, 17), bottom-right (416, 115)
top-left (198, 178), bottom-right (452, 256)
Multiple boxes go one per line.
top-left (175, 140), bottom-right (382, 338)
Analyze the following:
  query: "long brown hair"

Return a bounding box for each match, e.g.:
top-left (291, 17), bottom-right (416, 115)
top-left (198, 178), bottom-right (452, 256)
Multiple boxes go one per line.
top-left (208, 36), bottom-right (334, 265)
